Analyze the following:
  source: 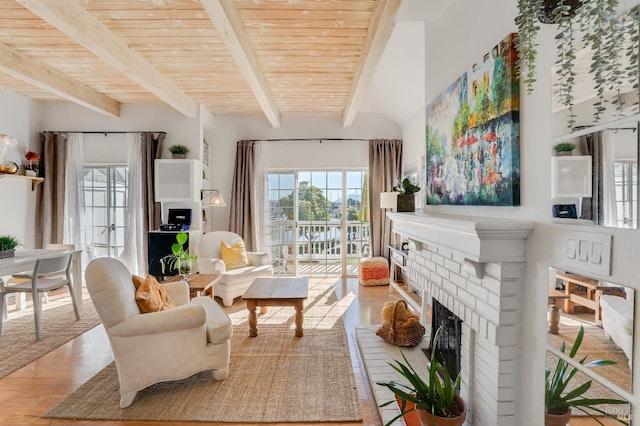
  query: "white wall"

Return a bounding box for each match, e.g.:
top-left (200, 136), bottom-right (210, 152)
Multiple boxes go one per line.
top-left (42, 102), bottom-right (201, 159)
top-left (0, 88), bottom-right (44, 248)
top-left (400, 0), bottom-right (640, 422)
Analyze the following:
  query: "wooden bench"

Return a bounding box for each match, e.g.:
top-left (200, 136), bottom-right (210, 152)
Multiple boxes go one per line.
top-left (556, 272), bottom-right (625, 325)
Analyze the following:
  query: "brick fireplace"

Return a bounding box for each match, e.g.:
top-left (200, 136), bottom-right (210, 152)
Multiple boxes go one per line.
top-left (358, 213), bottom-right (534, 425)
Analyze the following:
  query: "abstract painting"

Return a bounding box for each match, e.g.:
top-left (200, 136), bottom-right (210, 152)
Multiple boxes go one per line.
top-left (425, 33), bottom-right (520, 206)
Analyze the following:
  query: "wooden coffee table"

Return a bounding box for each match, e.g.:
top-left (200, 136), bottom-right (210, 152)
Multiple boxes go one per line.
top-left (242, 276), bottom-right (309, 337)
top-left (163, 274), bottom-right (220, 300)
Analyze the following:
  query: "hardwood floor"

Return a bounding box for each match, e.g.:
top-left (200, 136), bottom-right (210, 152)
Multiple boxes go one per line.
top-left (0, 277), bottom-right (399, 426)
top-left (0, 277), bottom-right (621, 425)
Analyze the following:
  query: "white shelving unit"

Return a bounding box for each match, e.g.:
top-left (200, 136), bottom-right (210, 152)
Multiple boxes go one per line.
top-left (388, 231), bottom-right (423, 316)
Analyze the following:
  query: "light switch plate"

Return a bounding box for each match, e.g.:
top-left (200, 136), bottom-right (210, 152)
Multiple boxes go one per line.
top-left (562, 231), bottom-right (612, 276)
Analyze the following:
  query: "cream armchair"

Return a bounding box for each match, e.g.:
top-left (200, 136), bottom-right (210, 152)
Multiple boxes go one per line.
top-left (196, 231), bottom-right (272, 306)
top-left (85, 257), bottom-right (232, 408)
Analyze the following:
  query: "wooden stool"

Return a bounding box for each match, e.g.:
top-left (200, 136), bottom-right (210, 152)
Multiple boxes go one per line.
top-left (358, 257), bottom-right (390, 286)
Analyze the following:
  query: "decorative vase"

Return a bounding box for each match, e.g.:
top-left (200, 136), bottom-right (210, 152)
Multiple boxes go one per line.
top-left (397, 193), bottom-right (416, 212)
top-left (172, 153), bottom-right (186, 159)
top-left (178, 258), bottom-right (192, 280)
top-left (0, 249), bottom-right (16, 259)
top-left (417, 395), bottom-right (467, 426)
top-left (556, 151), bottom-right (573, 156)
top-left (0, 161), bottom-right (18, 174)
top-left (544, 409), bottom-right (571, 426)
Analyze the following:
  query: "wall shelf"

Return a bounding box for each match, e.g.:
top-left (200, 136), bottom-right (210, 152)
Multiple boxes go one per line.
top-left (0, 174), bottom-right (44, 191)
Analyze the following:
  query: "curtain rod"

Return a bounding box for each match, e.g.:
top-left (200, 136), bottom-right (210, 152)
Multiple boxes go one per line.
top-left (258, 138), bottom-right (369, 142)
top-left (42, 131), bottom-right (167, 135)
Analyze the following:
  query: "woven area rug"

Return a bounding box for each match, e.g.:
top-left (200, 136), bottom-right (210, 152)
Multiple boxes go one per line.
top-left (546, 313), bottom-right (631, 418)
top-left (0, 297), bottom-right (100, 379)
top-left (45, 280), bottom-right (362, 423)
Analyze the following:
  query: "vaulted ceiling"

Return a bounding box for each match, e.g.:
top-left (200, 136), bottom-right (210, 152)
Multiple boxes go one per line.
top-left (0, 0), bottom-right (407, 128)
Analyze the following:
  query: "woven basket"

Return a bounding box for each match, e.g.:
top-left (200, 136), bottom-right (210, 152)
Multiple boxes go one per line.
top-left (375, 300), bottom-right (425, 347)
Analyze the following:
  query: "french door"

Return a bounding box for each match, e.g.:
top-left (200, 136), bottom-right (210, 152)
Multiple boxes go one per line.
top-left (266, 169), bottom-right (369, 277)
top-left (82, 166), bottom-right (128, 261)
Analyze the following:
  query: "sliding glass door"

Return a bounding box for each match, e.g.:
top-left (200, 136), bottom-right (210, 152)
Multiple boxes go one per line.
top-left (267, 169), bottom-right (369, 277)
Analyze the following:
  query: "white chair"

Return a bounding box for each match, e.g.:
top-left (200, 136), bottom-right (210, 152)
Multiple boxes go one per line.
top-left (85, 257), bottom-right (233, 408)
top-left (0, 253), bottom-right (79, 340)
top-left (196, 231), bottom-right (273, 306)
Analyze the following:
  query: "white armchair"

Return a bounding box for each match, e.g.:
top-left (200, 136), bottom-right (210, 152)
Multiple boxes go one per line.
top-left (85, 257), bottom-right (232, 408)
top-left (196, 231), bottom-right (272, 306)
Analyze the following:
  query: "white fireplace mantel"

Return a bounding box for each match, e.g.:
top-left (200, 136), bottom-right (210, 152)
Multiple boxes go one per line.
top-left (387, 212), bottom-right (535, 264)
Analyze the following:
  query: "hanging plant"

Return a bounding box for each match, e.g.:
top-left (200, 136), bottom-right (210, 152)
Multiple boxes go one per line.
top-left (516, 0), bottom-right (639, 131)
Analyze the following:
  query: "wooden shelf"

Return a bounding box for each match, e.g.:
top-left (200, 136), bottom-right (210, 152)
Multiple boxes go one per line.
top-left (390, 280), bottom-right (422, 313)
top-left (0, 174), bottom-right (44, 191)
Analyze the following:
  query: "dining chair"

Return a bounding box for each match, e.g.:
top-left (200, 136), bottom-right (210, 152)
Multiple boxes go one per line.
top-left (0, 253), bottom-right (80, 340)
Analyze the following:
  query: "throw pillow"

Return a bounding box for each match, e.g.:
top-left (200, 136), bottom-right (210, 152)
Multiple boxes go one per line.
top-left (220, 240), bottom-right (249, 270)
top-left (131, 274), bottom-right (145, 290)
top-left (134, 274), bottom-right (176, 313)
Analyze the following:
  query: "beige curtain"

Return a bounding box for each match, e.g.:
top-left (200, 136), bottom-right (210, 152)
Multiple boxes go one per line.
top-left (369, 139), bottom-right (403, 258)
top-left (229, 140), bottom-right (258, 251)
top-left (35, 132), bottom-right (68, 248)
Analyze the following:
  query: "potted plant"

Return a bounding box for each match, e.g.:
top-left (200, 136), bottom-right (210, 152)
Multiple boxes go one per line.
top-left (24, 150), bottom-right (40, 177)
top-left (168, 144), bottom-right (189, 159)
top-left (545, 325), bottom-right (628, 426)
top-left (160, 232), bottom-right (197, 279)
top-left (0, 234), bottom-right (20, 259)
top-left (377, 326), bottom-right (466, 426)
top-left (554, 142), bottom-right (575, 156)
top-left (393, 178), bottom-right (421, 212)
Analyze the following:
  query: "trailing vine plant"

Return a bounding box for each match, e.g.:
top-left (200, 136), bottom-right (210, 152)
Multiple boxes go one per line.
top-left (554, 0), bottom-right (577, 129)
top-left (516, 0), bottom-right (640, 132)
top-left (515, 0), bottom-right (543, 93)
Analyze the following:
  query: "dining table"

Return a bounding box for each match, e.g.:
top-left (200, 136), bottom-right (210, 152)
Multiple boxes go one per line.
top-left (0, 248), bottom-right (83, 313)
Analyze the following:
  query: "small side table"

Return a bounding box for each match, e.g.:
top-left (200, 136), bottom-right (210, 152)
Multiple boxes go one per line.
top-left (163, 274), bottom-right (220, 300)
top-left (548, 289), bottom-right (570, 334)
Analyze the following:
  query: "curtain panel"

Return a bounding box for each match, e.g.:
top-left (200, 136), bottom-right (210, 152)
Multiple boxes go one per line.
top-left (580, 132), bottom-right (603, 224)
top-left (229, 140), bottom-right (259, 251)
top-left (368, 139), bottom-right (403, 258)
top-left (36, 132), bottom-right (68, 248)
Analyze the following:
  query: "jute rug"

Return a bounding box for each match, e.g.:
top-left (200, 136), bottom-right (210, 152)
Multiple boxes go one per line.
top-left (45, 280), bottom-right (362, 423)
top-left (546, 313), bottom-right (631, 418)
top-left (0, 297), bottom-right (100, 379)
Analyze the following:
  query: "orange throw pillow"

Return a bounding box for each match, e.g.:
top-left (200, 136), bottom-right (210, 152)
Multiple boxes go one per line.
top-left (133, 274), bottom-right (176, 313)
top-left (220, 241), bottom-right (249, 270)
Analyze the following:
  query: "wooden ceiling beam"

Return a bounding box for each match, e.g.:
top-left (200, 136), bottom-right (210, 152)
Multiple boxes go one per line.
top-left (15, 0), bottom-right (198, 117)
top-left (0, 41), bottom-right (120, 117)
top-left (342, 0), bottom-right (401, 127)
top-left (200, 0), bottom-right (280, 128)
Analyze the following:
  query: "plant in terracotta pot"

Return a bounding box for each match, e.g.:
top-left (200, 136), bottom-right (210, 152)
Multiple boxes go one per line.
top-left (554, 142), bottom-right (575, 156)
top-left (0, 234), bottom-right (20, 259)
top-left (377, 326), bottom-right (466, 426)
top-left (393, 178), bottom-right (421, 212)
top-left (545, 325), bottom-right (628, 425)
top-left (168, 144), bottom-right (189, 159)
top-left (160, 232), bottom-right (197, 279)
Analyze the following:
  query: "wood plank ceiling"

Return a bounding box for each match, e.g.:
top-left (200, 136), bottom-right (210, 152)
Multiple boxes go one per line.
top-left (0, 0), bottom-right (401, 127)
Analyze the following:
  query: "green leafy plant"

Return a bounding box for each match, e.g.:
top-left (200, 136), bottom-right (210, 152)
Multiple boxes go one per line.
top-left (160, 232), bottom-right (197, 275)
top-left (545, 325), bottom-right (628, 424)
top-left (376, 326), bottom-right (464, 425)
top-left (393, 178), bottom-right (421, 195)
top-left (0, 234), bottom-right (19, 251)
top-left (554, 142), bottom-right (575, 152)
top-left (168, 144), bottom-right (189, 155)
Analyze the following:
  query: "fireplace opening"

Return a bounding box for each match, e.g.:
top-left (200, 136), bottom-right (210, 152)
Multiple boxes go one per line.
top-left (427, 298), bottom-right (462, 380)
